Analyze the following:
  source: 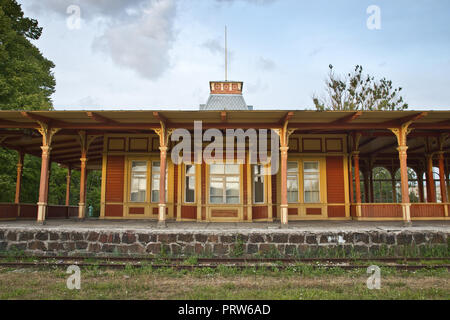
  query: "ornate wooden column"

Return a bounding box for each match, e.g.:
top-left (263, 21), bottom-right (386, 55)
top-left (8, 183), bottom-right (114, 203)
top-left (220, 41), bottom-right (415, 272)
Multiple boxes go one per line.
top-left (417, 167), bottom-right (425, 203)
top-left (389, 123), bottom-right (412, 226)
top-left (36, 123), bottom-right (60, 224)
top-left (438, 152), bottom-right (447, 203)
top-left (274, 114), bottom-right (294, 228)
top-left (426, 154), bottom-right (436, 203)
top-left (353, 151), bottom-right (362, 217)
top-left (65, 165), bottom-right (72, 206)
top-left (77, 131), bottom-right (99, 220)
top-left (14, 151), bottom-right (24, 204)
top-left (154, 119), bottom-right (173, 228)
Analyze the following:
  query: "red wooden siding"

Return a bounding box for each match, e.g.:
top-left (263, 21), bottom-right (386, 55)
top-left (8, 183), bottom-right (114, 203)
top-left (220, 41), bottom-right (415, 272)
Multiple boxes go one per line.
top-left (19, 204), bottom-right (37, 218)
top-left (252, 206), bottom-right (268, 219)
top-left (105, 155), bottom-right (125, 203)
top-left (201, 162), bottom-right (206, 220)
top-left (0, 204), bottom-right (17, 219)
top-left (272, 174), bottom-right (277, 218)
top-left (211, 209), bottom-right (238, 218)
top-left (410, 204), bottom-right (445, 217)
top-left (129, 207), bottom-right (145, 215)
top-left (105, 204), bottom-right (123, 217)
top-left (306, 208), bottom-right (322, 215)
top-left (326, 156), bottom-right (346, 217)
top-left (360, 204), bottom-right (402, 218)
top-left (174, 164), bottom-right (178, 219)
top-left (181, 206), bottom-right (197, 220)
top-left (288, 208), bottom-right (298, 215)
top-left (152, 207), bottom-right (168, 215)
top-left (243, 164), bottom-right (248, 220)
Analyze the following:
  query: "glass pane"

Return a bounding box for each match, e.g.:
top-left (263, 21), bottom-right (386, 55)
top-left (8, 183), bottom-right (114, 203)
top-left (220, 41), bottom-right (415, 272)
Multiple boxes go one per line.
top-left (287, 177), bottom-right (298, 192)
top-left (226, 176), bottom-right (239, 183)
top-left (185, 176), bottom-right (195, 203)
top-left (304, 162), bottom-right (319, 172)
top-left (152, 161), bottom-right (160, 172)
top-left (151, 190), bottom-right (159, 203)
top-left (210, 196), bottom-right (223, 204)
top-left (253, 165), bottom-right (263, 175)
top-left (226, 183), bottom-right (240, 197)
top-left (288, 162), bottom-right (298, 173)
top-left (210, 164), bottom-right (224, 174)
top-left (254, 176), bottom-right (264, 203)
top-left (305, 191), bottom-right (320, 203)
top-left (225, 164), bottom-right (240, 174)
top-left (210, 181), bottom-right (224, 197)
top-left (226, 196), bottom-right (239, 204)
top-left (186, 165), bottom-right (195, 176)
top-left (288, 191), bottom-right (298, 203)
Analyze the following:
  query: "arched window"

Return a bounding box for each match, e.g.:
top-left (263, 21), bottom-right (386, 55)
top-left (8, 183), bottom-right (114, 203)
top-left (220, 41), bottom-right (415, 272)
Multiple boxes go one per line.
top-left (433, 167), bottom-right (442, 203)
top-left (395, 168), bottom-right (419, 203)
top-left (372, 167), bottom-right (393, 203)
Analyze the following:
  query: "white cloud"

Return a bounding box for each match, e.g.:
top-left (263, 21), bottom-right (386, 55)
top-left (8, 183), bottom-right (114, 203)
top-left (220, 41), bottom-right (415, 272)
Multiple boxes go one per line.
top-left (27, 0), bottom-right (177, 80)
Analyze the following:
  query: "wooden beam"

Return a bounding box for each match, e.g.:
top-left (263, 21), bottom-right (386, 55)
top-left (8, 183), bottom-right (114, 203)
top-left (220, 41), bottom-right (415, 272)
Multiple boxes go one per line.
top-left (279, 111), bottom-right (294, 125)
top-left (369, 141), bottom-right (399, 156)
top-left (331, 111), bottom-right (362, 124)
top-left (221, 111), bottom-right (227, 122)
top-left (382, 112), bottom-right (428, 127)
top-left (86, 112), bottom-right (118, 124)
top-left (358, 137), bottom-right (377, 149)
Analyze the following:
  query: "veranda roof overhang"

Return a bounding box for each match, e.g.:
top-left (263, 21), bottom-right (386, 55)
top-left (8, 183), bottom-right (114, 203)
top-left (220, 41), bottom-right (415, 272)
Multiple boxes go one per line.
top-left (0, 110), bottom-right (449, 170)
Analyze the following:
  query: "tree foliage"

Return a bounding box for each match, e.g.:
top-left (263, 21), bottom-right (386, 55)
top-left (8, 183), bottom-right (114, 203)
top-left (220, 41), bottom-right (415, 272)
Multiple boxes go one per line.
top-left (313, 65), bottom-right (408, 111)
top-left (0, 0), bottom-right (55, 110)
top-left (0, 1), bottom-right (101, 216)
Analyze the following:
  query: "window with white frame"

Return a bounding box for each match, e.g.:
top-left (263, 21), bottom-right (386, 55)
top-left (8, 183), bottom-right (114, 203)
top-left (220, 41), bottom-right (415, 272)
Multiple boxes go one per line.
top-left (304, 161), bottom-right (320, 203)
top-left (253, 164), bottom-right (265, 204)
top-left (130, 161), bottom-right (147, 202)
top-left (209, 164), bottom-right (240, 204)
top-left (287, 161), bottom-right (299, 203)
top-left (185, 165), bottom-right (196, 203)
top-left (151, 161), bottom-right (168, 203)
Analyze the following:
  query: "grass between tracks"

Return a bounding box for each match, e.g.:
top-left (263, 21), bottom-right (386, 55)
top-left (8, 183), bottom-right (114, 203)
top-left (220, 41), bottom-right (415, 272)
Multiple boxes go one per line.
top-left (0, 262), bottom-right (448, 300)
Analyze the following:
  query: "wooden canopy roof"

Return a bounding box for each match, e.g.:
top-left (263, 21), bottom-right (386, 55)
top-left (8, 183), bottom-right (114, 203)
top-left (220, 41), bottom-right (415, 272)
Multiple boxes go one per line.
top-left (0, 110), bottom-right (449, 170)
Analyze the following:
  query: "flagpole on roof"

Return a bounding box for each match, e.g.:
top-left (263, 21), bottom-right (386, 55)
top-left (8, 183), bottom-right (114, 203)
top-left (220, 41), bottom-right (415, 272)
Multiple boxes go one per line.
top-left (225, 25), bottom-right (228, 81)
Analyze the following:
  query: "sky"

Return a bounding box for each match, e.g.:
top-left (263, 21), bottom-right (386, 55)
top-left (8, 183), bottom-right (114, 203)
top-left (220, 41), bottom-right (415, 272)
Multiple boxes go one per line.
top-left (20, 0), bottom-right (450, 111)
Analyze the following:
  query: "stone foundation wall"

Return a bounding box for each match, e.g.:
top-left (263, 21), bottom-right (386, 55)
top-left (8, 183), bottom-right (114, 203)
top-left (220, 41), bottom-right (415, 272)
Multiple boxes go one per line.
top-left (0, 228), bottom-right (448, 257)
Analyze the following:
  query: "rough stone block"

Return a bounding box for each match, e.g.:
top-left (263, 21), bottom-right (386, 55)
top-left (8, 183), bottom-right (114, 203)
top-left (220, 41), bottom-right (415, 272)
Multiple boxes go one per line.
top-left (289, 234), bottom-right (305, 244)
top-left (249, 234), bottom-right (265, 243)
top-left (28, 240), bottom-right (46, 251)
top-left (6, 231), bottom-right (17, 241)
top-left (195, 234), bottom-right (207, 243)
top-left (87, 232), bottom-right (99, 242)
top-left (122, 232), bottom-right (136, 244)
top-left (178, 234), bottom-right (194, 242)
top-left (272, 233), bottom-right (289, 243)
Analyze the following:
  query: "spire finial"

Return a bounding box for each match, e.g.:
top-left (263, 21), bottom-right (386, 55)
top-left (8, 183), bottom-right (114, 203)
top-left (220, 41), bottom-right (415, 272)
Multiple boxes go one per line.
top-left (225, 25), bottom-right (228, 81)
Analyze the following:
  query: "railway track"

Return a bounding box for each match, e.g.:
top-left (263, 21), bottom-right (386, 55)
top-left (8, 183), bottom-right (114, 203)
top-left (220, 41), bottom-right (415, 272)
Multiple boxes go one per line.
top-left (0, 255), bottom-right (448, 271)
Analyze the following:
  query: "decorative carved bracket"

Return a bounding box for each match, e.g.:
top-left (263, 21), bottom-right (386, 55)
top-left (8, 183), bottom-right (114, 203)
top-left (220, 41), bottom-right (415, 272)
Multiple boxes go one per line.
top-left (154, 121), bottom-right (174, 148)
top-left (389, 121), bottom-right (413, 147)
top-left (77, 131), bottom-right (101, 157)
top-left (36, 121), bottom-right (60, 148)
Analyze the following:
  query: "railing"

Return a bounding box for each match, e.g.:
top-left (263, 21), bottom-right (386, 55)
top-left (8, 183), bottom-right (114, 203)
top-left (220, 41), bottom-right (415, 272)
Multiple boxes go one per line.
top-left (351, 203), bottom-right (447, 218)
top-left (410, 203), bottom-right (446, 218)
top-left (0, 203), bottom-right (78, 220)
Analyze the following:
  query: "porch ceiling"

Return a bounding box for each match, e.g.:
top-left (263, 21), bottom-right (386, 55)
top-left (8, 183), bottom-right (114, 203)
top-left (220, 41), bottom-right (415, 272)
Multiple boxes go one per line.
top-left (0, 110), bottom-right (449, 169)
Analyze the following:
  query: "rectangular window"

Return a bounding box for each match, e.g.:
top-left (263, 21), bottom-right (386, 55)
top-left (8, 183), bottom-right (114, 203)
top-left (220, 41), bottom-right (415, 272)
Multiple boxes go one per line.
top-left (130, 161), bottom-right (147, 202)
top-left (185, 165), bottom-right (196, 203)
top-left (304, 161), bottom-right (320, 203)
top-left (151, 161), bottom-right (168, 203)
top-left (209, 164), bottom-right (240, 204)
top-left (253, 164), bottom-right (265, 204)
top-left (287, 161), bottom-right (299, 203)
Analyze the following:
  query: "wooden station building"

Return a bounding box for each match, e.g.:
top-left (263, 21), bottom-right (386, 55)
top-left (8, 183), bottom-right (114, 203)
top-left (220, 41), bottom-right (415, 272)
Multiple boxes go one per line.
top-left (0, 80), bottom-right (450, 226)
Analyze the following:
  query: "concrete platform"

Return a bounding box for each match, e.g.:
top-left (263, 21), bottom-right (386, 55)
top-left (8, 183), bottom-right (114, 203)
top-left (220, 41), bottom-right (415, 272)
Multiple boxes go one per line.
top-left (0, 220), bottom-right (448, 258)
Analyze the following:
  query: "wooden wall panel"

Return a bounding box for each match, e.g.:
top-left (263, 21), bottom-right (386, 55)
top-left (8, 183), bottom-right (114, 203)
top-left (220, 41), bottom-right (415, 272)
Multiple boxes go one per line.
top-left (252, 206), bottom-right (268, 219)
top-left (306, 208), bottom-right (322, 215)
top-left (181, 206), bottom-right (197, 220)
top-left (328, 206), bottom-right (346, 217)
top-left (272, 174), bottom-right (277, 218)
top-left (129, 207), bottom-right (145, 215)
top-left (105, 156), bottom-right (125, 203)
top-left (105, 204), bottom-right (123, 217)
top-left (360, 204), bottom-right (402, 218)
top-left (19, 204), bottom-right (37, 218)
top-left (211, 209), bottom-right (238, 218)
top-left (288, 208), bottom-right (298, 216)
top-left (0, 204), bottom-right (17, 219)
top-left (411, 204), bottom-right (445, 217)
top-left (326, 156), bottom-right (345, 204)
